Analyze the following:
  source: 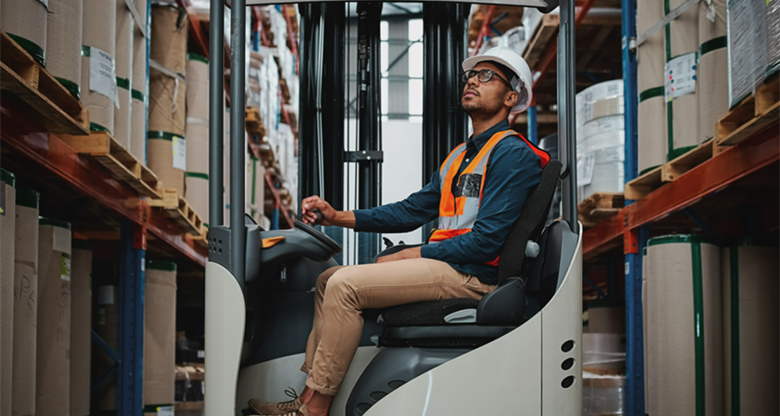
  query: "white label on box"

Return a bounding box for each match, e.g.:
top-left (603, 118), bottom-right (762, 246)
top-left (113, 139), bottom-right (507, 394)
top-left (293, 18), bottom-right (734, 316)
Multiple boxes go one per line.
top-left (98, 285), bottom-right (115, 305)
top-left (577, 153), bottom-right (595, 187)
top-left (664, 52), bottom-right (697, 101)
top-left (172, 136), bottom-right (187, 171)
top-left (156, 405), bottom-right (174, 416)
top-left (60, 253), bottom-right (71, 281)
top-left (89, 46), bottom-right (120, 108)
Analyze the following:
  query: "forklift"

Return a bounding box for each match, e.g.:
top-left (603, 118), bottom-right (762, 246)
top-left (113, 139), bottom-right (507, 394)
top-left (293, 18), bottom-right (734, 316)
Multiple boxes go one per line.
top-left (203, 1), bottom-right (583, 415)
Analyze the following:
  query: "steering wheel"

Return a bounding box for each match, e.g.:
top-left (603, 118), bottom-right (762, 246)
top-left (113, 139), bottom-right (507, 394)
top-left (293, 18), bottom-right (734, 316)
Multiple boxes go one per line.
top-left (294, 220), bottom-right (342, 253)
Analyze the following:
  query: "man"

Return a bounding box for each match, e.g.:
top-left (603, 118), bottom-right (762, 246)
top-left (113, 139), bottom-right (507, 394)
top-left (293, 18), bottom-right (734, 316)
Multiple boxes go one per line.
top-left (248, 46), bottom-right (549, 416)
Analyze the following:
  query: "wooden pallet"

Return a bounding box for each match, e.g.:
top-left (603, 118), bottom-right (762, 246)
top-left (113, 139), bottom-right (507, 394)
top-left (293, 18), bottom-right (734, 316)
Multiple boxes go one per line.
top-left (623, 164), bottom-right (663, 201)
top-left (190, 224), bottom-right (209, 248)
top-left (60, 131), bottom-right (162, 199)
top-left (0, 31), bottom-right (89, 135)
top-left (148, 189), bottom-right (204, 236)
top-left (245, 106), bottom-right (266, 137)
top-left (578, 192), bottom-right (624, 228)
top-left (716, 75), bottom-right (780, 149)
top-left (523, 14), bottom-right (559, 69)
top-left (625, 140), bottom-right (718, 200)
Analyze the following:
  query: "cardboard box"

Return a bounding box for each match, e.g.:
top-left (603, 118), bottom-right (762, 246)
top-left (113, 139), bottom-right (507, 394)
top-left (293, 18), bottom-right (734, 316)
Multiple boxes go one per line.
top-left (70, 240), bottom-right (93, 416)
top-left (144, 261), bottom-right (177, 407)
top-left (12, 187), bottom-right (40, 416)
top-left (36, 219), bottom-right (73, 415)
top-left (0, 169), bottom-right (16, 416)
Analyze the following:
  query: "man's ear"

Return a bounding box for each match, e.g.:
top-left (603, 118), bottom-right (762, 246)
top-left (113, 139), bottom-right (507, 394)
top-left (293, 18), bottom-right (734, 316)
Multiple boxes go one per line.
top-left (505, 90), bottom-right (518, 108)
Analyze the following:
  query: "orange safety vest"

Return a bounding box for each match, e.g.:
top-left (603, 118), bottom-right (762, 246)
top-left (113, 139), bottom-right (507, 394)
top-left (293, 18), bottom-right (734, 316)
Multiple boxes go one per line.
top-left (429, 129), bottom-right (550, 266)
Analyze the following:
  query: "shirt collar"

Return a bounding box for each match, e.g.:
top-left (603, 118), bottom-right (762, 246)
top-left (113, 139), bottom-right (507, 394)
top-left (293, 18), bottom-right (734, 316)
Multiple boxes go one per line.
top-left (467, 120), bottom-right (512, 153)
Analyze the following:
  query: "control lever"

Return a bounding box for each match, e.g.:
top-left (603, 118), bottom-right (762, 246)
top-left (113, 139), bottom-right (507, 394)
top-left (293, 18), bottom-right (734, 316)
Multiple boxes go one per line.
top-left (311, 208), bottom-right (324, 225)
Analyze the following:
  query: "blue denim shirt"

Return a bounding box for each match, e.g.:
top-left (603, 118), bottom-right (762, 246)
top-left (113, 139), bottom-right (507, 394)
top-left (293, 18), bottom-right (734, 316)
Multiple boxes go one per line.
top-left (354, 120), bottom-right (545, 285)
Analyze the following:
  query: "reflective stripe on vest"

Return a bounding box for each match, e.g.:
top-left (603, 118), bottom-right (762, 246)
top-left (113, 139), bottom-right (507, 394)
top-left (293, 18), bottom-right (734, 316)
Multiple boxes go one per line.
top-left (430, 129), bottom-right (550, 266)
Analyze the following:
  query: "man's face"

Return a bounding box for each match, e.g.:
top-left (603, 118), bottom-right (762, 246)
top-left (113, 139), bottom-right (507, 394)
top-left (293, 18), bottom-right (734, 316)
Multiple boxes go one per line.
top-left (461, 62), bottom-right (516, 115)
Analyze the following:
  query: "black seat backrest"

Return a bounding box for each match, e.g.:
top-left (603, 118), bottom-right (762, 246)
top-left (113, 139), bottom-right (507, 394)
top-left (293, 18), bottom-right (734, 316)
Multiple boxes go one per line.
top-left (496, 160), bottom-right (562, 285)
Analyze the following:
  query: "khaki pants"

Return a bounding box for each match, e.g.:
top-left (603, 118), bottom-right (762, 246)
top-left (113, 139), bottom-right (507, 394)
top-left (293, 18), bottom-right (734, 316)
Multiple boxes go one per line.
top-left (301, 258), bottom-right (496, 395)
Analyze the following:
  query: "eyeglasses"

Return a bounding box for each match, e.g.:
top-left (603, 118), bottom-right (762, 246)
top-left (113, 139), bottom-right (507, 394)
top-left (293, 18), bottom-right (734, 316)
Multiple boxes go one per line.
top-left (462, 69), bottom-right (513, 89)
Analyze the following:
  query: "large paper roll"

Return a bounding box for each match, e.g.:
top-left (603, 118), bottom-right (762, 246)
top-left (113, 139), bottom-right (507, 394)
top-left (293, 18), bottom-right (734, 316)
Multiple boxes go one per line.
top-left (637, 0), bottom-right (667, 173)
top-left (132, 28), bottom-right (147, 92)
top-left (131, 92), bottom-right (147, 164)
top-left (35, 219), bottom-right (72, 416)
top-left (665, 0), bottom-right (701, 159)
top-left (186, 54), bottom-right (210, 120)
top-left (698, 0), bottom-right (727, 143)
top-left (115, 78), bottom-right (133, 150)
top-left (0, 169), bottom-right (16, 416)
top-left (46, 0), bottom-right (83, 99)
top-left (116, 0), bottom-right (134, 80)
top-left (12, 187), bottom-right (40, 416)
top-left (148, 132), bottom-right (185, 194)
top-left (722, 245), bottom-right (780, 416)
top-left (645, 235), bottom-right (723, 416)
top-left (144, 261), bottom-right (177, 407)
top-left (70, 241), bottom-right (92, 416)
top-left (0, 0), bottom-right (47, 66)
top-left (82, 0), bottom-right (118, 135)
top-left (150, 5), bottom-right (188, 74)
top-left (148, 68), bottom-right (186, 136)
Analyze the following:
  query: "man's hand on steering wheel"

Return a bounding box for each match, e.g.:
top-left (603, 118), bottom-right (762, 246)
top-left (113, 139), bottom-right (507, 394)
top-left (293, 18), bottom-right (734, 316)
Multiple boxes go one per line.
top-left (301, 196), bottom-right (337, 226)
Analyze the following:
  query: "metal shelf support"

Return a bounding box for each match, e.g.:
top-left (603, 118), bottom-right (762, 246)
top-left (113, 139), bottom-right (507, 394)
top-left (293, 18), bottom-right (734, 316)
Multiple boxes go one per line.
top-left (117, 219), bottom-right (146, 415)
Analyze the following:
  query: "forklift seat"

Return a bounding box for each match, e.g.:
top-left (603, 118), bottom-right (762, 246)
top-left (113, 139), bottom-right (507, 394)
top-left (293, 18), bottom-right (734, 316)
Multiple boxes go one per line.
top-left (376, 160), bottom-right (562, 348)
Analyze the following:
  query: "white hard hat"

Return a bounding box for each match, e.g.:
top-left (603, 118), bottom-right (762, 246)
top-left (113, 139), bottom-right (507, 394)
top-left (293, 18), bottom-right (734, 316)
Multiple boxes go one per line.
top-left (462, 46), bottom-right (534, 114)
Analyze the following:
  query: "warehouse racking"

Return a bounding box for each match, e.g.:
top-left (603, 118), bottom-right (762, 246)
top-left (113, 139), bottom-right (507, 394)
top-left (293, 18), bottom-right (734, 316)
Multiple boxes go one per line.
top-left (1, 0), bottom-right (777, 414)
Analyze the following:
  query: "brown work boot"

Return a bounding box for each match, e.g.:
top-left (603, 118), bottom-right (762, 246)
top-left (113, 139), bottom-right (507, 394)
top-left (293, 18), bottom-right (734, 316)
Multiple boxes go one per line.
top-left (245, 404), bottom-right (310, 416)
top-left (248, 388), bottom-right (303, 415)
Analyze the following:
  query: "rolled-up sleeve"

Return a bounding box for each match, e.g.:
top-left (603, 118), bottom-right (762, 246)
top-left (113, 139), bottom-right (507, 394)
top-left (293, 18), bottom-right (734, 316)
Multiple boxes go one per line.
top-left (419, 140), bottom-right (543, 264)
top-left (353, 171), bottom-right (441, 233)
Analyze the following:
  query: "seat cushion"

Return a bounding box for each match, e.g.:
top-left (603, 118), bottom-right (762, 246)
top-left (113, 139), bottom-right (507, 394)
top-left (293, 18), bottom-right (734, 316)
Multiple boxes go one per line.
top-left (379, 325), bottom-right (516, 348)
top-left (379, 298), bottom-right (479, 326)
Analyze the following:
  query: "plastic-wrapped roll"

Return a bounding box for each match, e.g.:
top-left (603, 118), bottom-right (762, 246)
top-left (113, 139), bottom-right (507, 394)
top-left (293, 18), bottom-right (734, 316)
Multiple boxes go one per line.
top-left (0, 169), bottom-right (15, 416)
top-left (697, 0), bottom-right (728, 143)
top-left (722, 245), bottom-right (780, 416)
top-left (46, 0), bottom-right (83, 99)
top-left (115, 77), bottom-right (132, 150)
top-left (147, 131), bottom-right (185, 194)
top-left (12, 187), bottom-right (40, 416)
top-left (665, 0), bottom-right (701, 160)
top-left (577, 115), bottom-right (625, 201)
top-left (150, 4), bottom-right (188, 74)
top-left (0, 0), bottom-right (47, 66)
top-left (247, 156), bottom-right (266, 226)
top-left (70, 240), bottom-right (92, 416)
top-left (767, 0), bottom-right (780, 73)
top-left (82, 0), bottom-right (117, 134)
top-left (645, 235), bottom-right (723, 416)
top-left (35, 219), bottom-right (72, 415)
top-left (186, 54), bottom-right (210, 120)
top-left (637, 0), bottom-right (667, 173)
top-left (148, 68), bottom-right (186, 136)
top-left (727, 0), bottom-right (768, 108)
top-left (131, 90), bottom-right (147, 164)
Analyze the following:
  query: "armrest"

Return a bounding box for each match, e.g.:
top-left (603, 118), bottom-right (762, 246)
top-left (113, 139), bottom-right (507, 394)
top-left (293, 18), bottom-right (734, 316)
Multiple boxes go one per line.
top-left (476, 277), bottom-right (527, 325)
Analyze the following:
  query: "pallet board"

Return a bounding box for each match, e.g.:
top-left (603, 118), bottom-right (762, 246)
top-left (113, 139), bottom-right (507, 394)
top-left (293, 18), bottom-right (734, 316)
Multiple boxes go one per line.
top-left (716, 75), bottom-right (780, 147)
top-left (245, 106), bottom-right (266, 137)
top-left (578, 192), bottom-right (625, 228)
top-left (523, 14), bottom-right (560, 69)
top-left (60, 131), bottom-right (162, 199)
top-left (148, 188), bottom-right (204, 236)
top-left (0, 31), bottom-right (89, 135)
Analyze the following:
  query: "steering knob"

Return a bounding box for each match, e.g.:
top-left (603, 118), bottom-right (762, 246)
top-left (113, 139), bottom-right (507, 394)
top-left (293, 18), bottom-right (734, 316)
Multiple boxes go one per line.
top-left (311, 208), bottom-right (324, 225)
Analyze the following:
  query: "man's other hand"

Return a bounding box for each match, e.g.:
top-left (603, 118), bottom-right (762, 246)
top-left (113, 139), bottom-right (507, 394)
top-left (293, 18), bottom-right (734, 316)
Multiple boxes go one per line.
top-left (301, 195), bottom-right (336, 226)
top-left (375, 247), bottom-right (422, 263)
